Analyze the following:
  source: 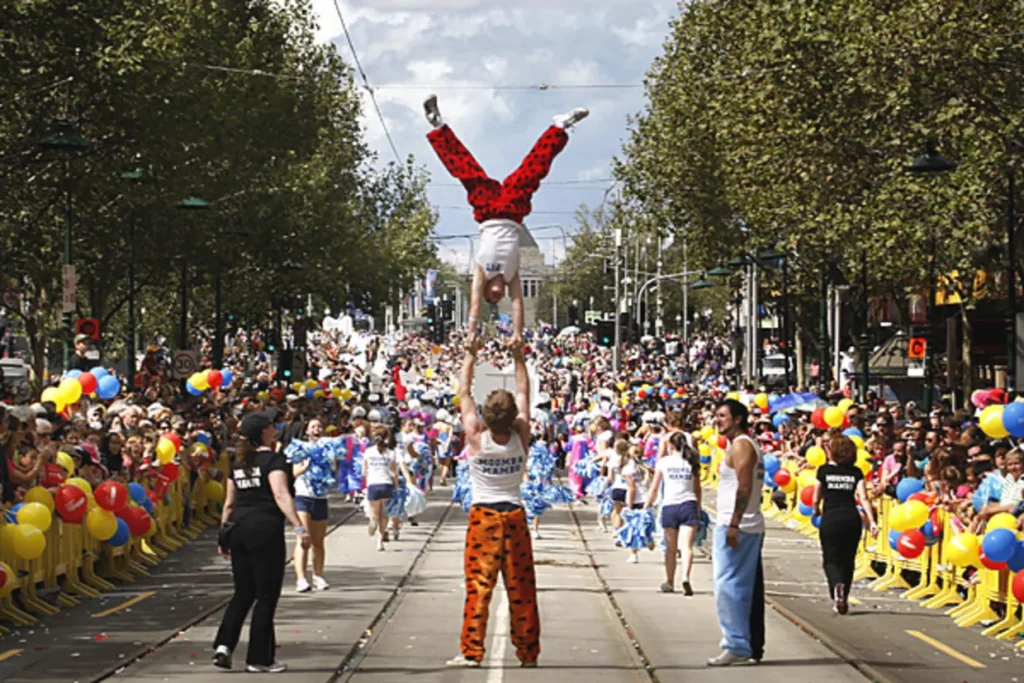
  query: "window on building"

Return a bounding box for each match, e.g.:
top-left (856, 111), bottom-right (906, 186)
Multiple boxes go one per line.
top-left (523, 279), bottom-right (539, 298)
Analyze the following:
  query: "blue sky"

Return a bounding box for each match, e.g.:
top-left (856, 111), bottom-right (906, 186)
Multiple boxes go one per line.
top-left (310, 0), bottom-right (679, 272)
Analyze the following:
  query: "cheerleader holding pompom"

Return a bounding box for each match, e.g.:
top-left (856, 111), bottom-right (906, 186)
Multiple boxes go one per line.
top-left (643, 432), bottom-right (702, 594)
top-left (363, 425), bottom-right (399, 551)
top-left (621, 443), bottom-right (655, 564)
top-left (520, 431), bottom-right (576, 539)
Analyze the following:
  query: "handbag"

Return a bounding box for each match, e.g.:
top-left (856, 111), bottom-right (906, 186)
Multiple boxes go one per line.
top-left (217, 522), bottom-right (236, 552)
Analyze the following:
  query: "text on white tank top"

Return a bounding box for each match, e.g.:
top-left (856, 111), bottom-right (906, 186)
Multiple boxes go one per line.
top-left (363, 445), bottom-right (395, 487)
top-left (469, 431), bottom-right (526, 505)
top-left (476, 219), bottom-right (521, 282)
top-left (657, 454), bottom-right (698, 506)
top-left (716, 434), bottom-right (766, 533)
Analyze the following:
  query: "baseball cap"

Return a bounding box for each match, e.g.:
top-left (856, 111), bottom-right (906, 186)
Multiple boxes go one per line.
top-left (239, 409), bottom-right (280, 444)
top-left (74, 334), bottom-right (90, 344)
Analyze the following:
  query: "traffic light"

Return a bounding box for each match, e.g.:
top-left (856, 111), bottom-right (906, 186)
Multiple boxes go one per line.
top-left (278, 349), bottom-right (293, 379)
top-left (425, 303), bottom-right (438, 342)
top-left (595, 320), bottom-right (614, 347)
top-left (603, 257), bottom-right (614, 276)
top-left (442, 298), bottom-right (454, 322)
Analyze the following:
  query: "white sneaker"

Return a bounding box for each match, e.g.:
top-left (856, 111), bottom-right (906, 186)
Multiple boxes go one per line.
top-left (626, 553), bottom-right (639, 564)
top-left (368, 517), bottom-right (378, 537)
top-left (312, 575), bottom-right (329, 591)
top-left (445, 654), bottom-right (480, 668)
top-left (246, 661), bottom-right (288, 673)
top-left (296, 578), bottom-right (311, 593)
top-left (553, 107), bottom-right (589, 130)
top-left (531, 529), bottom-right (541, 540)
top-left (598, 520), bottom-right (607, 533)
top-left (213, 645), bottom-right (232, 670)
top-left (393, 527), bottom-right (400, 541)
top-left (424, 94), bottom-right (443, 128)
top-left (377, 538), bottom-right (385, 552)
top-left (706, 650), bottom-right (750, 667)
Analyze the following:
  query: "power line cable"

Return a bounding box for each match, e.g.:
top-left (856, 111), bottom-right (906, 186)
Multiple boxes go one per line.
top-left (331, 0), bottom-right (401, 163)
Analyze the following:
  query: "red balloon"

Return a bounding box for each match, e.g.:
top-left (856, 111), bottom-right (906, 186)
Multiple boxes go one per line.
top-left (811, 408), bottom-right (828, 431)
top-left (1013, 570), bottom-right (1024, 603)
top-left (717, 435), bottom-right (728, 449)
top-left (842, 412), bottom-right (851, 429)
top-left (161, 462), bottom-right (180, 482)
top-left (94, 481), bottom-right (129, 512)
top-left (207, 370), bottom-right (224, 389)
top-left (908, 491), bottom-right (937, 506)
top-left (799, 486), bottom-right (815, 508)
top-left (979, 550), bottom-right (1008, 572)
top-left (123, 506), bottom-right (153, 536)
top-left (78, 372), bottom-right (98, 395)
top-left (55, 484), bottom-right (89, 523)
top-left (773, 469), bottom-right (792, 487)
top-left (147, 490), bottom-right (160, 506)
top-left (897, 530), bottom-right (927, 559)
top-left (161, 432), bottom-right (182, 453)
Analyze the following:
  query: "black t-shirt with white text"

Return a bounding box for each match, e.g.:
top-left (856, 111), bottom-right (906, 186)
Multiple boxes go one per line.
top-left (816, 463), bottom-right (863, 519)
top-left (229, 448), bottom-right (291, 528)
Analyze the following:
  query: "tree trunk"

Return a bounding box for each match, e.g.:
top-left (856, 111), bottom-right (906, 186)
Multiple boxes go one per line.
top-left (960, 305), bottom-right (973, 398)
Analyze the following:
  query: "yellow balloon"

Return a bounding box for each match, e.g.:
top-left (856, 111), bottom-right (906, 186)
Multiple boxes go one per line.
top-left (86, 493), bottom-right (98, 511)
top-left (780, 477), bottom-right (797, 494)
top-left (59, 377), bottom-right (83, 405)
top-left (313, 389), bottom-right (325, 399)
top-left (304, 379), bottom-right (318, 389)
top-left (754, 393), bottom-right (769, 409)
top-left (256, 391), bottom-right (270, 401)
top-left (837, 398), bottom-right (854, 412)
top-left (806, 446), bottom-right (826, 468)
top-left (980, 404), bottom-right (1009, 439)
top-left (425, 368), bottom-right (435, 379)
top-left (0, 561), bottom-right (15, 598)
top-left (192, 372), bottom-right (210, 391)
top-left (698, 443), bottom-right (711, 457)
top-left (856, 459), bottom-right (871, 477)
top-left (987, 513), bottom-right (1019, 533)
top-left (0, 525), bottom-right (18, 557)
top-left (452, 395), bottom-right (461, 408)
top-left (11, 525), bottom-right (46, 560)
top-left (156, 438), bottom-right (176, 464)
top-left (617, 382), bottom-right (626, 391)
top-left (797, 469), bottom-right (817, 489)
top-left (849, 435), bottom-right (865, 450)
top-left (292, 382), bottom-right (304, 393)
top-left (823, 406), bottom-right (845, 428)
top-left (726, 392), bottom-right (740, 401)
top-left (16, 502), bottom-right (52, 532)
top-left (56, 451), bottom-right (75, 476)
top-left (946, 532), bottom-right (980, 567)
top-left (341, 388), bottom-right (353, 401)
top-left (24, 486), bottom-right (55, 513)
top-left (67, 477), bottom-right (93, 496)
top-left (86, 508), bottom-right (118, 541)
top-left (40, 386), bottom-right (65, 409)
top-left (205, 480), bottom-right (225, 502)
top-left (331, 387), bottom-right (342, 398)
top-left (700, 425), bottom-right (714, 440)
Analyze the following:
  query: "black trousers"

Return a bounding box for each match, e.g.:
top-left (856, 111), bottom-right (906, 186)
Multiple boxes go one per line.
top-left (819, 513), bottom-right (862, 599)
top-left (214, 523), bottom-right (286, 666)
top-left (749, 551), bottom-right (765, 661)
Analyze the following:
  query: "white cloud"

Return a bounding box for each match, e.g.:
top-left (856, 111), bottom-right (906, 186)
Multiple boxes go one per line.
top-left (309, 1), bottom-right (679, 241)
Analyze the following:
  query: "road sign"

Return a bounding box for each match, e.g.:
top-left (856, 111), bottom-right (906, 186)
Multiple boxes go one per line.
top-left (907, 337), bottom-right (927, 359)
top-left (171, 350), bottom-right (198, 379)
top-left (62, 265), bottom-right (76, 313)
top-left (907, 358), bottom-right (925, 378)
top-left (76, 317), bottom-right (100, 340)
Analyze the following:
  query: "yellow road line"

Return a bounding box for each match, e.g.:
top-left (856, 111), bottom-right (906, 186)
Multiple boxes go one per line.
top-left (0, 649), bottom-right (23, 663)
top-left (905, 630), bottom-right (986, 669)
top-left (848, 596), bottom-right (862, 606)
top-left (92, 591), bottom-right (157, 618)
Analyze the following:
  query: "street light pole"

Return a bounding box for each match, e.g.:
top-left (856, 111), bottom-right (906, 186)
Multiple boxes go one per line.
top-left (782, 255), bottom-right (791, 389)
top-left (859, 250), bottom-right (870, 403)
top-left (613, 228), bottom-right (622, 372)
top-left (1008, 168), bottom-right (1017, 393)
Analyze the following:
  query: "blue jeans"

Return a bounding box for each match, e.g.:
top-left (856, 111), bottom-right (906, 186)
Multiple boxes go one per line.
top-left (712, 526), bottom-right (764, 658)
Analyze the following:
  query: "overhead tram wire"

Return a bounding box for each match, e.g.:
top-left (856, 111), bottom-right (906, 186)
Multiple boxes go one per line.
top-left (331, 0), bottom-right (401, 163)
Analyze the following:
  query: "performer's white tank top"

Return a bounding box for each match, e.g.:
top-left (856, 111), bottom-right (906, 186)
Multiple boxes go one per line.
top-left (476, 219), bottom-right (521, 282)
top-left (470, 430), bottom-right (526, 505)
top-left (717, 434), bottom-right (765, 533)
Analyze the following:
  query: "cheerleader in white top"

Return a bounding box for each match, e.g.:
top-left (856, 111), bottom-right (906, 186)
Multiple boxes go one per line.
top-left (645, 432), bottom-right (702, 594)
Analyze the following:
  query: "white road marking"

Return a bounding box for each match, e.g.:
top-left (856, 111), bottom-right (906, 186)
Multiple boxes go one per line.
top-left (487, 590), bottom-right (510, 682)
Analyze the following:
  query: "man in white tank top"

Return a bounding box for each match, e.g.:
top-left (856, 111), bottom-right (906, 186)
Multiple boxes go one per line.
top-left (708, 399), bottom-right (766, 667)
top-left (446, 337), bottom-right (540, 669)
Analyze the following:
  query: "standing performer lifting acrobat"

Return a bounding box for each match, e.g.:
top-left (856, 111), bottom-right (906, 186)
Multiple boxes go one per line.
top-left (424, 95), bottom-right (588, 347)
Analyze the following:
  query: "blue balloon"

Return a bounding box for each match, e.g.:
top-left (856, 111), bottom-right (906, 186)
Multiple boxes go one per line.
top-left (842, 427), bottom-right (864, 439)
top-left (1006, 540), bottom-right (1024, 573)
top-left (811, 515), bottom-right (822, 529)
top-left (765, 476), bottom-right (778, 489)
top-left (89, 366), bottom-right (109, 379)
top-left (6, 502), bottom-right (25, 524)
top-left (772, 413), bottom-right (790, 428)
top-left (922, 520), bottom-right (942, 546)
top-left (699, 455), bottom-right (711, 465)
top-left (197, 432), bottom-right (211, 446)
top-left (186, 381), bottom-right (203, 397)
top-left (220, 369), bottom-right (233, 387)
top-left (141, 497), bottom-right (154, 514)
top-left (798, 502), bottom-right (814, 517)
top-left (128, 483), bottom-right (148, 505)
top-left (305, 388), bottom-right (314, 399)
top-left (982, 528), bottom-right (1018, 563)
top-left (763, 454), bottom-right (780, 477)
top-left (1002, 401), bottom-right (1024, 438)
top-left (895, 478), bottom-right (925, 503)
top-left (889, 529), bottom-right (902, 551)
top-left (65, 369), bottom-right (82, 379)
top-left (96, 374), bottom-right (121, 400)
top-left (107, 518), bottom-right (130, 547)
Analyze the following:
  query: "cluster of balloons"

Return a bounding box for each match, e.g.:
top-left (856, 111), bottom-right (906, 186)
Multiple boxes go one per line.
top-left (186, 368), bottom-right (233, 397)
top-left (288, 379), bottom-right (352, 401)
top-left (83, 481), bottom-right (155, 544)
top-left (888, 483), bottom-right (941, 558)
top-left (693, 425), bottom-right (726, 465)
top-left (40, 368), bottom-right (121, 410)
top-left (156, 431), bottom-right (184, 464)
top-left (978, 401), bottom-right (1024, 439)
top-left (1, 486), bottom-right (55, 560)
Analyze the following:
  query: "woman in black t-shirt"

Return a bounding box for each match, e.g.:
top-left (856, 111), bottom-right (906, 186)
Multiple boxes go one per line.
top-left (813, 435), bottom-right (878, 616)
top-left (212, 410), bottom-right (311, 674)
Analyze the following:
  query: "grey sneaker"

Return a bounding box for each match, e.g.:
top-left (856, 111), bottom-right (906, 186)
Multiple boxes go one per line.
top-left (424, 95), bottom-right (443, 128)
top-left (659, 582), bottom-right (674, 593)
top-left (706, 650), bottom-right (750, 667)
top-left (246, 661), bottom-right (287, 673)
top-left (445, 654), bottom-right (480, 668)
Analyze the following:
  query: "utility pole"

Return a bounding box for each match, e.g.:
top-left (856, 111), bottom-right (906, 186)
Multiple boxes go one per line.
top-left (613, 228), bottom-right (622, 372)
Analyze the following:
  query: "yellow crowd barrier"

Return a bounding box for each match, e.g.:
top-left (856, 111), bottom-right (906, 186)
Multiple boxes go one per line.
top-left (0, 458), bottom-right (227, 631)
top-left (702, 459), bottom-right (1024, 651)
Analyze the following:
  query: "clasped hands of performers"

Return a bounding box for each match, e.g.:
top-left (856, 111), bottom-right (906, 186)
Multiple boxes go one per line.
top-left (463, 334), bottom-right (525, 357)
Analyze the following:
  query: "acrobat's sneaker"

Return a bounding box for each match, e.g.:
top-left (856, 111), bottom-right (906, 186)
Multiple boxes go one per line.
top-left (424, 94), bottom-right (443, 128)
top-left (554, 107), bottom-right (589, 129)
top-left (446, 654), bottom-right (481, 668)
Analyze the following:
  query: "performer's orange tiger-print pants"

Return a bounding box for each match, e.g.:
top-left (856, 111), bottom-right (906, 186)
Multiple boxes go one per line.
top-left (460, 505), bottom-right (541, 663)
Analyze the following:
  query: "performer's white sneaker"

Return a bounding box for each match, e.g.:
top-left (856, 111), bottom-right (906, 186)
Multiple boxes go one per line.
top-left (424, 94), bottom-right (443, 128)
top-left (446, 654), bottom-right (481, 668)
top-left (554, 107), bottom-right (589, 130)
top-left (312, 575), bottom-right (329, 591)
